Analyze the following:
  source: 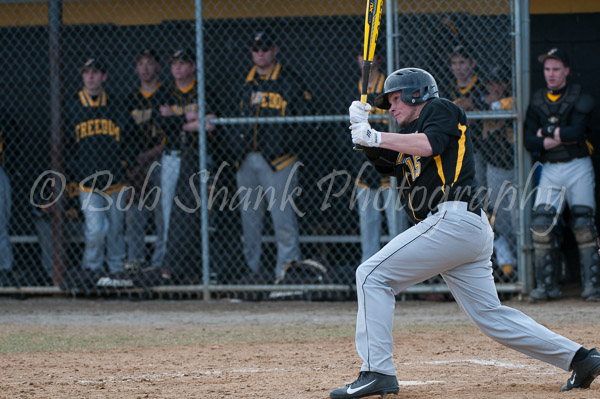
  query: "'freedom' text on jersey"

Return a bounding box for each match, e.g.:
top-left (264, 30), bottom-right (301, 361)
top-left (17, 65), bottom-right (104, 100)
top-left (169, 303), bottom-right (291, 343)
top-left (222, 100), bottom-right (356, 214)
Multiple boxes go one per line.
top-left (250, 91), bottom-right (288, 114)
top-left (75, 118), bottom-right (121, 142)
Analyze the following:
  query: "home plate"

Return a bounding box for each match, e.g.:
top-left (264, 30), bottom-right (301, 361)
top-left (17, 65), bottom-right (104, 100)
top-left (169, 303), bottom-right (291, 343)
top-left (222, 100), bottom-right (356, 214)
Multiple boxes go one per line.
top-left (397, 380), bottom-right (445, 386)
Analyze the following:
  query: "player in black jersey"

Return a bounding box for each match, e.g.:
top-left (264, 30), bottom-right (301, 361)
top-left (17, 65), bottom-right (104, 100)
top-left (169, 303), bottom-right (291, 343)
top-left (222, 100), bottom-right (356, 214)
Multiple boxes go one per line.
top-left (444, 45), bottom-right (489, 189)
top-left (330, 68), bottom-right (599, 398)
top-left (124, 49), bottom-right (167, 271)
top-left (158, 49), bottom-right (217, 283)
top-left (235, 30), bottom-right (313, 283)
top-left (65, 58), bottom-right (130, 280)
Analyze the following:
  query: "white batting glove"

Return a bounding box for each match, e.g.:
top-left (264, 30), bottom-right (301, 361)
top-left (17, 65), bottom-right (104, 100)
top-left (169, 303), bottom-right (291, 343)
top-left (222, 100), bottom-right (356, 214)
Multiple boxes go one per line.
top-left (349, 101), bottom-right (371, 124)
top-left (350, 122), bottom-right (381, 147)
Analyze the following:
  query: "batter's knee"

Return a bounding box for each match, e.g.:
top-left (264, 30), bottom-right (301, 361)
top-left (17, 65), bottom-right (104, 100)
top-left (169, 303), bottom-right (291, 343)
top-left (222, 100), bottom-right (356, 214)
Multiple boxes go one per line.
top-left (531, 205), bottom-right (558, 245)
top-left (570, 205), bottom-right (597, 245)
top-left (355, 263), bottom-right (369, 285)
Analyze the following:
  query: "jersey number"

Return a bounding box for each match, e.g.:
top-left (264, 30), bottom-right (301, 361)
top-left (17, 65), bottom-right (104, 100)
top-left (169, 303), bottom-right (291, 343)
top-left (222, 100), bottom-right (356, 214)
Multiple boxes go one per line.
top-left (401, 155), bottom-right (421, 181)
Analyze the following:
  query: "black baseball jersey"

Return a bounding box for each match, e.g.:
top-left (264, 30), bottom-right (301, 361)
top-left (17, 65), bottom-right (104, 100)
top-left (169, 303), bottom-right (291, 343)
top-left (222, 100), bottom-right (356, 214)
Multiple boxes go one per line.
top-left (366, 98), bottom-right (479, 223)
top-left (65, 89), bottom-right (129, 191)
top-left (238, 62), bottom-right (313, 168)
top-left (160, 79), bottom-right (198, 151)
top-left (524, 83), bottom-right (595, 162)
top-left (127, 82), bottom-right (167, 156)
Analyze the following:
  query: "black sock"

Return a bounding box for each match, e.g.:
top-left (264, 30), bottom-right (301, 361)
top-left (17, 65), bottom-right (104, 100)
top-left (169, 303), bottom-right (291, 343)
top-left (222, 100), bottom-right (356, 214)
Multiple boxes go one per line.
top-left (573, 347), bottom-right (590, 365)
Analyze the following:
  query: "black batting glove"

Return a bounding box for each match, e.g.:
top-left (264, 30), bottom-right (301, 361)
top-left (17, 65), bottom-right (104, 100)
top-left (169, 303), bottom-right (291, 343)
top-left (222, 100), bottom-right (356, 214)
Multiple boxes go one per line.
top-left (541, 124), bottom-right (556, 138)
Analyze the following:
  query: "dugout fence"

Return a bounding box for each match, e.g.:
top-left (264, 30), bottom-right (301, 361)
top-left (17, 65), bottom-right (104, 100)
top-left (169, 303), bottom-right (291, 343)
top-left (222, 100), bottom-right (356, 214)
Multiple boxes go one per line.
top-left (0, 0), bottom-right (530, 299)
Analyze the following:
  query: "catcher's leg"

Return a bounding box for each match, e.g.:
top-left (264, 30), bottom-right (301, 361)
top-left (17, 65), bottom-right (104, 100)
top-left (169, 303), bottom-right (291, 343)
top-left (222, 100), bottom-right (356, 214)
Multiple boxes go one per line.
top-left (529, 205), bottom-right (561, 301)
top-left (570, 205), bottom-right (600, 300)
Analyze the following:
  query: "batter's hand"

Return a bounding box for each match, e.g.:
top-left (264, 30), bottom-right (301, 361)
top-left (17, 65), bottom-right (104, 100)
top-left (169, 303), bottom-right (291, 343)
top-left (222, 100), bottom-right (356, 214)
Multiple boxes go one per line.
top-left (349, 100), bottom-right (371, 124)
top-left (350, 122), bottom-right (381, 147)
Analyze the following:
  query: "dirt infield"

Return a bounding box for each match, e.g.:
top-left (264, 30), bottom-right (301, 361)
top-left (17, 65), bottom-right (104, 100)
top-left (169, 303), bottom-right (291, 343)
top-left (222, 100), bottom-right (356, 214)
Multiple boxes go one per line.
top-left (1, 297), bottom-right (599, 399)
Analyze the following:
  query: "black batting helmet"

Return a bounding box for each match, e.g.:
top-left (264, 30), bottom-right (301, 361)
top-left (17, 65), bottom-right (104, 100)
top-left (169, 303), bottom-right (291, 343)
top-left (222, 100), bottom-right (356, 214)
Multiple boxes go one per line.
top-left (375, 68), bottom-right (439, 109)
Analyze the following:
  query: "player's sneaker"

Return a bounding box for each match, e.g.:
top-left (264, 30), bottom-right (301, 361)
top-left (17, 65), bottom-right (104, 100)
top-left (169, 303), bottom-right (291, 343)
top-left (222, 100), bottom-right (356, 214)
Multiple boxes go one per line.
top-left (562, 348), bottom-right (600, 391)
top-left (528, 286), bottom-right (561, 302)
top-left (330, 371), bottom-right (399, 398)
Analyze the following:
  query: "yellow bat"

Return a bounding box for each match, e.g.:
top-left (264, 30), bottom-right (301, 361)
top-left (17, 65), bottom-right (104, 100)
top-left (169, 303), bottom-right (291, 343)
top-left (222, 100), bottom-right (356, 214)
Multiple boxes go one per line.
top-left (355, 0), bottom-right (384, 150)
top-left (361, 0), bottom-right (384, 105)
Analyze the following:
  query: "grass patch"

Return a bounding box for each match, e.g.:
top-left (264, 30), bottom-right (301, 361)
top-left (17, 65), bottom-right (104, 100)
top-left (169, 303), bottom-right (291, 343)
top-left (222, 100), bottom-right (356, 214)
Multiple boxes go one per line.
top-left (0, 323), bottom-right (356, 354)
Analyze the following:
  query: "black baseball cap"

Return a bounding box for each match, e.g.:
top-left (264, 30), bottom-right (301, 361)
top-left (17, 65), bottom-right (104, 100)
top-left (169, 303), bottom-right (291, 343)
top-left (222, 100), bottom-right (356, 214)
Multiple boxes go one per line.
top-left (136, 49), bottom-right (159, 63)
top-left (81, 58), bottom-right (107, 73)
top-left (537, 47), bottom-right (570, 67)
top-left (170, 49), bottom-right (195, 64)
top-left (448, 44), bottom-right (474, 60)
top-left (251, 29), bottom-right (275, 48)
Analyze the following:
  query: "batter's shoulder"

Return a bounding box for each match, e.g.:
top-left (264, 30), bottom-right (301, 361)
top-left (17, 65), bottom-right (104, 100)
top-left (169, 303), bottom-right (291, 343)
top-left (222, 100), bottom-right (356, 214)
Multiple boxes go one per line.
top-left (423, 97), bottom-right (463, 117)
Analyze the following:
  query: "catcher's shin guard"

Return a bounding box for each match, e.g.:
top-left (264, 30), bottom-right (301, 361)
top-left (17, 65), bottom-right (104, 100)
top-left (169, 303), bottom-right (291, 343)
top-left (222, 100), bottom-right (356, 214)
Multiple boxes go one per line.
top-left (571, 206), bottom-right (600, 300)
top-left (530, 205), bottom-right (561, 301)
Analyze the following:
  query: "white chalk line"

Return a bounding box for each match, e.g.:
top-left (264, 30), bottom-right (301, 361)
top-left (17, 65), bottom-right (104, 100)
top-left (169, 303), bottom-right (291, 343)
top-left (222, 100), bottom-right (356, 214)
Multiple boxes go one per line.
top-left (399, 359), bottom-right (558, 375)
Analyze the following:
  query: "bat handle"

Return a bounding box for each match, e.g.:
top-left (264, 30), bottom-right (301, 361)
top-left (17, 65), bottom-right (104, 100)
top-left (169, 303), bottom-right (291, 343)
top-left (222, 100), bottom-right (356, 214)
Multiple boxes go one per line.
top-left (354, 61), bottom-right (373, 151)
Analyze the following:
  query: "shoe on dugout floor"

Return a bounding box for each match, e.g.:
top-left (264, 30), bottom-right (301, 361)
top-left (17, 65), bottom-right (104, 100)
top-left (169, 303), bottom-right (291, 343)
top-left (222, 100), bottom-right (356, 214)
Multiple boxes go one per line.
top-left (330, 371), bottom-right (399, 398)
top-left (562, 348), bottom-right (600, 391)
top-left (528, 286), bottom-right (561, 302)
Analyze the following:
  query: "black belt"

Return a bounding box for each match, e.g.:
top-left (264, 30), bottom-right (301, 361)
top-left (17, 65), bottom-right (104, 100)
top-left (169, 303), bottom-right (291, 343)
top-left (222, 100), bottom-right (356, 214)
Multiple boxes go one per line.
top-left (432, 201), bottom-right (483, 217)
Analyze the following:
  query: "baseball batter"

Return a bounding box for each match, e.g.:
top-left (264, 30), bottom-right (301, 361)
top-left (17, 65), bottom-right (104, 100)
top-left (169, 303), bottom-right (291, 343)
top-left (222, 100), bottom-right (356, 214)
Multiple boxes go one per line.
top-left (330, 68), bottom-right (600, 398)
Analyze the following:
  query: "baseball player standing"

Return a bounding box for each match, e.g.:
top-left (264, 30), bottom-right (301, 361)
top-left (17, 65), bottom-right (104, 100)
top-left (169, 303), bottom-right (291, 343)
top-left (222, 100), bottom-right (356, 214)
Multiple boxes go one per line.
top-left (65, 58), bottom-right (130, 283)
top-left (330, 68), bottom-right (600, 398)
top-left (125, 49), bottom-right (167, 270)
top-left (235, 29), bottom-right (313, 282)
top-left (524, 48), bottom-right (598, 302)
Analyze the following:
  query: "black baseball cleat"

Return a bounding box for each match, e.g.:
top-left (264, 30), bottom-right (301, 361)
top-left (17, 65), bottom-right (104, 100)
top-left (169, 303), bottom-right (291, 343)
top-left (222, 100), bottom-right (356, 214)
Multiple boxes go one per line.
top-left (330, 371), bottom-right (399, 398)
top-left (562, 348), bottom-right (600, 391)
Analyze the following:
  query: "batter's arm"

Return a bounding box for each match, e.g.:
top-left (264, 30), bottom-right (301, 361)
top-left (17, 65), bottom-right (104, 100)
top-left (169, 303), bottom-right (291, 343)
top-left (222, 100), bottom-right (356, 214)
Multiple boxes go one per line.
top-left (378, 132), bottom-right (433, 157)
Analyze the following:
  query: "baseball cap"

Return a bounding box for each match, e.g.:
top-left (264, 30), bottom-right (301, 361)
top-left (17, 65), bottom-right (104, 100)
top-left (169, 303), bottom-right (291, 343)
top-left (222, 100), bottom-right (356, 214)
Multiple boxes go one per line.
top-left (537, 47), bottom-right (570, 67)
top-left (251, 29), bottom-right (275, 50)
top-left (448, 44), bottom-right (474, 60)
top-left (81, 58), bottom-right (106, 73)
top-left (136, 48), bottom-right (159, 63)
top-left (170, 49), bottom-right (195, 64)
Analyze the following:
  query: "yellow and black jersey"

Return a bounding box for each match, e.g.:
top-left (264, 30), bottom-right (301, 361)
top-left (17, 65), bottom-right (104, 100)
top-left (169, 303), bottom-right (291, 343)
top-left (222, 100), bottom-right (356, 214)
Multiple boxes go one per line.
top-left (368, 98), bottom-right (478, 223)
top-left (445, 75), bottom-right (488, 111)
top-left (524, 83), bottom-right (595, 162)
top-left (160, 79), bottom-right (198, 151)
top-left (65, 89), bottom-right (129, 191)
top-left (238, 61), bottom-right (313, 167)
top-left (127, 82), bottom-right (168, 155)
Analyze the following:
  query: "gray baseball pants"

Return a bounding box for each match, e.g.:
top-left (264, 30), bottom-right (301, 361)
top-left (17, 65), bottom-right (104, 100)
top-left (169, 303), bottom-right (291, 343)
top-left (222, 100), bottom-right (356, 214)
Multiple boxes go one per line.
top-left (355, 201), bottom-right (581, 376)
top-left (236, 152), bottom-right (301, 279)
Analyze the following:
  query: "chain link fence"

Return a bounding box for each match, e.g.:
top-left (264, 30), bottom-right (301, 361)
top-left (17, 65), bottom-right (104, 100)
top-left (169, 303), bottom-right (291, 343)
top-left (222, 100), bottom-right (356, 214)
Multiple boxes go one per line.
top-left (0, 0), bottom-right (521, 299)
